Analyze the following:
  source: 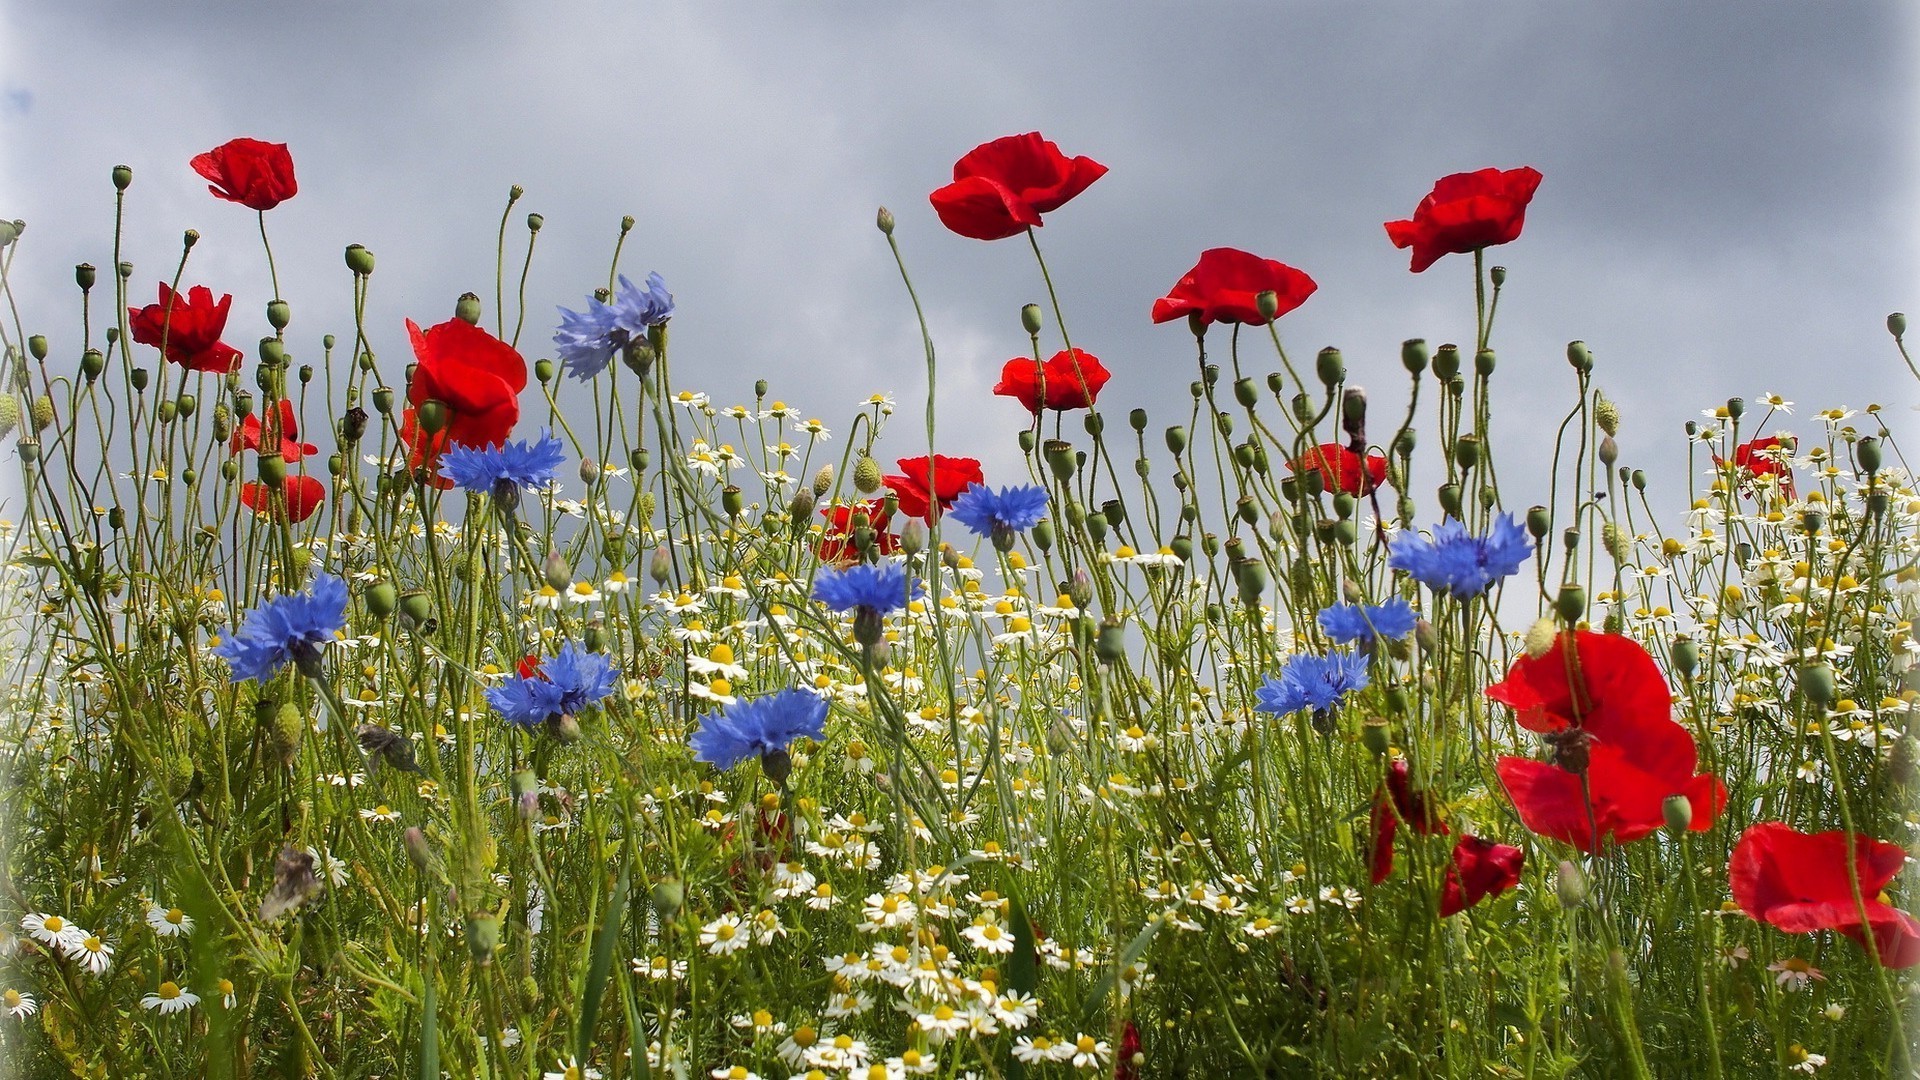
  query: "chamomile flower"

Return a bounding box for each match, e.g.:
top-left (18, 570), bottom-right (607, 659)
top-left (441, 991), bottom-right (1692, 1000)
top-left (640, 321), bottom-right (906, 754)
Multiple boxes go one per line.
top-left (21, 912), bottom-right (84, 952)
top-left (1768, 957), bottom-right (1826, 989)
top-left (700, 913), bottom-right (749, 955)
top-left (2, 989), bottom-right (36, 1019)
top-left (543, 1058), bottom-right (604, 1080)
top-left (70, 933), bottom-right (114, 975)
top-left (141, 981), bottom-right (199, 1015)
top-left (145, 904), bottom-right (195, 938)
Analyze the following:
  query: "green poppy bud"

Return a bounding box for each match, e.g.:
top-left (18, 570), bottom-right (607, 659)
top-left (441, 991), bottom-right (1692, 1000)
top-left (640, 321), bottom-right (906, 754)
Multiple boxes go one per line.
top-left (852, 455), bottom-right (882, 494)
top-left (344, 244), bottom-right (375, 276)
top-left (257, 453), bottom-right (286, 487)
top-left (1255, 290), bottom-right (1279, 321)
top-left (1084, 411), bottom-right (1104, 437)
top-left (415, 400), bottom-right (447, 435)
top-left (1662, 795), bottom-right (1693, 834)
top-left (398, 590), bottom-right (433, 627)
top-left (1165, 426), bottom-right (1187, 455)
top-left (1096, 617), bottom-right (1126, 664)
top-left (131, 367), bottom-right (149, 392)
top-left (722, 486), bottom-right (745, 517)
top-left (875, 206), bottom-right (895, 235)
top-left (1031, 518), bottom-right (1053, 552)
top-left (1554, 585), bottom-right (1586, 626)
top-left (1128, 407), bottom-right (1148, 432)
top-left (1671, 636), bottom-right (1698, 678)
top-left (1361, 716), bottom-right (1391, 755)
top-left (1474, 348), bottom-right (1496, 376)
top-left (1858, 436), bottom-right (1882, 475)
top-left (899, 517), bottom-right (926, 555)
top-left (1431, 344), bottom-right (1460, 381)
top-left (1233, 377), bottom-right (1259, 409)
top-left (650, 545), bottom-right (673, 585)
top-left (1490, 265), bottom-right (1507, 287)
top-left (16, 439), bottom-right (37, 464)
top-left (1889, 312), bottom-right (1907, 339)
top-left (266, 299), bottom-right (291, 331)
top-left (651, 879), bottom-right (685, 920)
top-left (1170, 535), bottom-right (1193, 562)
top-left (1437, 483), bottom-right (1462, 518)
top-left (1555, 861), bottom-right (1587, 909)
top-left (1101, 498), bottom-right (1125, 527)
top-left (1796, 663), bottom-right (1834, 706)
top-left (1453, 435), bottom-right (1482, 470)
top-left (371, 386), bottom-right (394, 416)
top-left (466, 915), bottom-right (501, 965)
top-left (366, 582), bottom-right (398, 618)
top-left (1725, 396), bottom-right (1744, 421)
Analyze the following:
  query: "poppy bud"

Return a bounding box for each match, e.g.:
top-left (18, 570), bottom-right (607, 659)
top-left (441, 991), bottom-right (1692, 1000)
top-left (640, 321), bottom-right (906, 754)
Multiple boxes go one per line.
top-left (1661, 795), bottom-right (1692, 834)
top-left (112, 164), bottom-right (133, 190)
top-left (546, 712), bottom-right (583, 744)
top-left (0, 221), bottom-right (14, 248)
top-left (1031, 519), bottom-right (1054, 552)
top-left (1454, 435), bottom-right (1482, 470)
top-left (875, 206), bottom-right (895, 235)
top-left (1164, 426), bottom-right (1188, 456)
top-left (402, 827), bottom-right (435, 874)
top-left (1796, 663), bottom-right (1834, 706)
top-left (807, 465), bottom-right (834, 499)
top-left (29, 395), bottom-right (53, 433)
top-left (1672, 636), bottom-right (1698, 678)
top-left (898, 517), bottom-right (925, 555)
top-left (1631, 469), bottom-right (1646, 491)
top-left (542, 551), bottom-right (570, 591)
top-left (1084, 411), bottom-right (1104, 436)
top-left (1400, 338), bottom-right (1429, 375)
top-left (157, 400), bottom-right (177, 425)
top-left (466, 915), bottom-right (500, 965)
top-left (1361, 716), bottom-right (1391, 755)
top-left (1436, 483), bottom-right (1462, 518)
top-left (344, 244), bottom-right (375, 276)
top-left (1554, 585), bottom-right (1586, 625)
top-left (1594, 392), bottom-right (1619, 437)
top-left (1315, 347), bottom-right (1345, 388)
top-left (1555, 861), bottom-right (1587, 909)
top-left (16, 439), bottom-right (35, 464)
top-left (0, 397), bottom-right (15, 440)
top-left (1085, 511), bottom-right (1108, 544)
top-left (1096, 617), bottom-right (1126, 664)
top-left (1474, 349), bottom-right (1496, 377)
top-left (1101, 499), bottom-right (1125, 528)
top-left (1236, 560), bottom-right (1267, 607)
top-left (1563, 528), bottom-right (1580, 553)
top-left (650, 545), bottom-right (673, 584)
top-left (256, 452), bottom-right (286, 487)
top-left (1231, 377), bottom-right (1260, 409)
top-left (1800, 509), bottom-right (1824, 535)
top-left (415, 400), bottom-right (447, 435)
top-left (1566, 340), bottom-right (1592, 374)
top-left (131, 367), bottom-right (149, 392)
top-left (1233, 442), bottom-right (1255, 470)
top-left (1889, 312), bottom-right (1907, 339)
top-left (370, 386), bottom-right (394, 416)
top-left (1430, 344), bottom-right (1460, 381)
top-left (398, 590), bottom-right (433, 626)
top-left (1725, 397), bottom-right (1744, 421)
top-left (1490, 265), bottom-right (1507, 287)
top-left (220, 459), bottom-right (238, 481)
top-left (366, 582), bottom-right (397, 619)
top-left (454, 293), bottom-right (482, 325)
top-left (651, 879), bottom-right (685, 920)
top-left (721, 486), bottom-right (744, 517)
top-left (1170, 535), bottom-right (1193, 562)
top-left (118, 261), bottom-right (132, 280)
top-left (1016, 302), bottom-right (1044, 336)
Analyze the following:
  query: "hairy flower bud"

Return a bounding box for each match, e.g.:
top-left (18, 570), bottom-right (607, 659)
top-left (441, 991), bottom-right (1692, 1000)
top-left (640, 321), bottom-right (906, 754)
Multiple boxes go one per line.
top-left (1555, 860), bottom-right (1588, 909)
top-left (1889, 312), bottom-right (1907, 339)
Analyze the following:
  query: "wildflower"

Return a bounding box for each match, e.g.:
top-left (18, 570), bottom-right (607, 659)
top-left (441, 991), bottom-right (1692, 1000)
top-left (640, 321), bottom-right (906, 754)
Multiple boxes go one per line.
top-left (1767, 957), bottom-right (1827, 990)
top-left (402, 317), bottom-right (527, 473)
top-left (1389, 515), bottom-right (1533, 598)
top-left (882, 455), bottom-right (983, 523)
top-left (1722, 435), bottom-right (1798, 499)
top-left (440, 430), bottom-right (565, 502)
top-left (1253, 651), bottom-right (1370, 717)
top-left (1318, 597), bottom-right (1418, 647)
top-left (1731, 822), bottom-right (1920, 966)
top-left (141, 981), bottom-right (199, 1015)
top-left (1385, 166), bottom-right (1543, 273)
top-left (1288, 443), bottom-right (1388, 496)
top-left (216, 977), bottom-right (236, 1008)
top-left (21, 912), bottom-right (84, 952)
top-left (240, 476), bottom-right (328, 524)
top-left (485, 642), bottom-right (619, 731)
top-left (231, 399), bottom-right (319, 461)
top-left (812, 562), bottom-right (921, 645)
top-left (1787, 1045), bottom-right (1827, 1073)
top-left (947, 482), bottom-right (1051, 549)
top-left (553, 272), bottom-right (675, 380)
top-left (126, 283), bottom-right (244, 373)
top-left (993, 348), bottom-right (1110, 414)
top-left (700, 913), bottom-right (748, 955)
top-left (689, 688), bottom-right (827, 779)
top-left (543, 1059), bottom-right (603, 1080)
top-left (212, 574), bottom-right (349, 682)
top-left (1069, 1033), bottom-right (1112, 1069)
top-left (145, 905), bottom-right (194, 938)
top-left (70, 934), bottom-right (113, 975)
top-left (358, 804), bottom-right (402, 824)
top-left (1367, 759), bottom-right (1448, 883)
top-left (1151, 246), bottom-right (1317, 327)
top-left (1439, 835), bottom-right (1525, 916)
top-left (191, 137), bottom-right (297, 210)
top-left (631, 955), bottom-right (687, 980)
top-left (929, 132), bottom-right (1107, 241)
top-left (2, 989), bottom-right (36, 1018)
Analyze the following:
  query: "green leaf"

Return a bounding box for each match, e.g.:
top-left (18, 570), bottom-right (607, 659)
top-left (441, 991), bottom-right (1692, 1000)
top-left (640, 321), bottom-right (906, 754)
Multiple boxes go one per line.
top-left (576, 854), bottom-right (631, 1067)
top-left (1080, 915), bottom-right (1162, 1026)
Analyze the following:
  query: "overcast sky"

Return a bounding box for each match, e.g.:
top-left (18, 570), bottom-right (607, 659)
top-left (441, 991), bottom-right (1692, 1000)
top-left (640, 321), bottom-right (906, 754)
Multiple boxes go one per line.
top-left (2, 2), bottom-right (1913, 522)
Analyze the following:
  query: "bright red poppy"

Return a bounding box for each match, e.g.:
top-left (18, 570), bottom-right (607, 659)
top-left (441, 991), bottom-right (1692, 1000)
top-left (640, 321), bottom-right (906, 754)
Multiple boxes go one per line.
top-left (1287, 443), bottom-right (1387, 496)
top-left (1368, 758), bottom-right (1448, 885)
top-left (1439, 834), bottom-right (1525, 917)
top-left (405, 317), bottom-right (526, 460)
top-left (929, 133), bottom-right (1107, 241)
top-left (231, 399), bottom-right (319, 462)
top-left (993, 349), bottom-right (1110, 415)
top-left (883, 455), bottom-right (984, 523)
top-left (1731, 822), bottom-right (1920, 967)
top-left (816, 501), bottom-right (899, 566)
top-left (127, 283), bottom-right (244, 374)
top-left (1385, 166), bottom-right (1543, 273)
top-left (1490, 631), bottom-right (1725, 852)
top-left (191, 138), bottom-right (298, 211)
top-left (1150, 247), bottom-right (1317, 328)
top-left (240, 475), bottom-right (326, 523)
top-left (1720, 435), bottom-right (1797, 499)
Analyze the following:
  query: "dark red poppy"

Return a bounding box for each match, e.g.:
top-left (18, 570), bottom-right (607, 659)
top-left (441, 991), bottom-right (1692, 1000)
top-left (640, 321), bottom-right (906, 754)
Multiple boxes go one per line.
top-left (1368, 758), bottom-right (1449, 885)
top-left (929, 133), bottom-right (1107, 241)
top-left (1439, 834), bottom-right (1525, 917)
top-left (883, 455), bottom-right (984, 523)
top-left (240, 475), bottom-right (326, 523)
top-left (1150, 247), bottom-right (1317, 328)
top-left (816, 501), bottom-right (899, 566)
top-left (1490, 631), bottom-right (1725, 852)
top-left (127, 283), bottom-right (244, 373)
top-left (405, 317), bottom-right (526, 463)
top-left (1115, 1020), bottom-right (1142, 1080)
top-left (993, 349), bottom-right (1110, 415)
top-left (516, 655), bottom-right (545, 680)
top-left (191, 138), bottom-right (298, 211)
top-left (1732, 822), bottom-right (1920, 967)
top-left (231, 399), bottom-right (319, 462)
top-left (1385, 167), bottom-right (1543, 273)
top-left (1720, 435), bottom-right (1797, 499)
top-left (1288, 444), bottom-right (1387, 496)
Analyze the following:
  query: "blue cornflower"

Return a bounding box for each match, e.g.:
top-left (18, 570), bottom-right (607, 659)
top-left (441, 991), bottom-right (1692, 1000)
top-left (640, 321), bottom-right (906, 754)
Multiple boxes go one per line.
top-left (1317, 596), bottom-right (1419, 646)
top-left (553, 272), bottom-right (675, 381)
top-left (689, 688), bottom-right (829, 777)
top-left (486, 641), bottom-right (619, 731)
top-left (812, 561), bottom-right (923, 647)
top-left (440, 430), bottom-right (566, 497)
top-left (946, 482), bottom-right (1051, 549)
top-left (1253, 650), bottom-right (1370, 717)
top-left (213, 574), bottom-right (349, 682)
top-left (1388, 514), bottom-right (1534, 599)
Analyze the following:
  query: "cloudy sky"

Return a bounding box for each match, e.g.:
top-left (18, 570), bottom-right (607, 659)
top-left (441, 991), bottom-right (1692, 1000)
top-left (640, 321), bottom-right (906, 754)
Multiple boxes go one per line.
top-left (2, 2), bottom-right (1913, 519)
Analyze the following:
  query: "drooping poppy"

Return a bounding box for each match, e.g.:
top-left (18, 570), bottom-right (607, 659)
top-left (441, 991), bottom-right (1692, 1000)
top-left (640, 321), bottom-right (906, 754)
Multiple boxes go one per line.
top-left (1385, 167), bottom-right (1543, 273)
top-left (231, 399), bottom-right (319, 462)
top-left (1288, 443), bottom-right (1387, 496)
top-left (929, 133), bottom-right (1107, 241)
top-left (240, 475), bottom-right (326, 523)
top-left (1439, 834), bottom-right (1525, 917)
top-left (993, 349), bottom-right (1110, 415)
top-left (1731, 822), bottom-right (1920, 967)
top-left (192, 138), bottom-right (298, 211)
top-left (1150, 247), bottom-right (1317, 328)
top-left (1368, 758), bottom-right (1448, 885)
top-left (127, 283), bottom-right (244, 374)
top-left (882, 455), bottom-right (983, 523)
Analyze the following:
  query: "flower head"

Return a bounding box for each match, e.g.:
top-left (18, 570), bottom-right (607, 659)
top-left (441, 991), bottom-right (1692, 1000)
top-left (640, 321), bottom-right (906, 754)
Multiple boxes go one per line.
top-left (1439, 834), bottom-right (1525, 917)
top-left (127, 283), bottom-right (243, 373)
top-left (1254, 651), bottom-right (1370, 717)
top-left (993, 349), bottom-right (1110, 414)
top-left (240, 475), bottom-right (327, 523)
top-left (1732, 822), bottom-right (1920, 967)
top-left (402, 317), bottom-right (528, 473)
top-left (930, 132), bottom-right (1107, 241)
top-left (947, 483), bottom-right (1050, 547)
top-left (554, 272), bottom-right (675, 380)
top-left (191, 137), bottom-right (297, 210)
top-left (816, 501), bottom-right (899, 566)
top-left (1388, 514), bottom-right (1532, 599)
top-left (1385, 166), bottom-right (1542, 273)
top-left (882, 455), bottom-right (983, 523)
top-left (1288, 443), bottom-right (1387, 496)
top-left (141, 981), bottom-right (200, 1015)
top-left (1318, 597), bottom-right (1417, 647)
top-left (811, 562), bottom-right (920, 618)
top-left (690, 688), bottom-right (829, 772)
top-left (440, 430), bottom-right (566, 498)
top-left (1151, 247), bottom-right (1317, 327)
top-left (1368, 758), bottom-right (1449, 884)
top-left (231, 399), bottom-right (317, 461)
top-left (485, 641), bottom-right (619, 731)
top-left (213, 574), bottom-right (349, 682)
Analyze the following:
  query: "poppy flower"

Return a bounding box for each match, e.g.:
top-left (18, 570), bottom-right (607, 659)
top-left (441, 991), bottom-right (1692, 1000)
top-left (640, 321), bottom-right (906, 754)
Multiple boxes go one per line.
top-left (1287, 443), bottom-right (1387, 496)
top-left (231, 399), bottom-right (318, 462)
top-left (404, 317), bottom-right (527, 466)
top-left (1368, 758), bottom-right (1448, 885)
top-left (127, 284), bottom-right (244, 374)
top-left (882, 455), bottom-right (984, 523)
top-left (929, 132), bottom-right (1107, 241)
top-left (1731, 822), bottom-right (1920, 967)
top-left (191, 138), bottom-right (298, 211)
top-left (1439, 835), bottom-right (1525, 917)
top-left (240, 475), bottom-right (326, 523)
top-left (1150, 247), bottom-right (1317, 328)
top-left (1719, 435), bottom-right (1797, 499)
top-left (1490, 630), bottom-right (1725, 852)
top-left (816, 501), bottom-right (898, 566)
top-left (1385, 166), bottom-right (1543, 273)
top-left (993, 349), bottom-right (1110, 415)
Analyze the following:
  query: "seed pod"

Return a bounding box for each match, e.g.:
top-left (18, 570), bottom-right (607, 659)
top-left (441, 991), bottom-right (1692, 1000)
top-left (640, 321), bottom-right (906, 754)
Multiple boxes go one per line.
top-left (722, 486), bottom-right (745, 517)
top-left (1233, 377), bottom-right (1259, 409)
top-left (1474, 348), bottom-right (1496, 376)
top-left (1671, 636), bottom-right (1698, 678)
top-left (1031, 518), bottom-right (1055, 552)
top-left (1566, 340), bottom-right (1592, 374)
top-left (1889, 312), bottom-right (1907, 339)
top-left (1315, 347), bottom-right (1345, 387)
top-left (1432, 344), bottom-right (1460, 380)
top-left (1436, 483), bottom-right (1462, 518)
top-left (1661, 795), bottom-right (1692, 834)
top-left (1401, 338), bottom-right (1429, 375)
top-left (1096, 617), bottom-right (1126, 664)
top-left (1361, 717), bottom-right (1391, 755)
top-left (454, 293), bottom-right (483, 325)
top-left (1796, 663), bottom-right (1834, 706)
top-left (1554, 585), bottom-right (1586, 626)
top-left (1044, 440), bottom-right (1076, 482)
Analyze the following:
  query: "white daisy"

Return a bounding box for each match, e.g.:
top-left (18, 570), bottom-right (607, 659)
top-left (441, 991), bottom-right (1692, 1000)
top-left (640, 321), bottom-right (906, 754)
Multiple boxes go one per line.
top-left (141, 981), bottom-right (199, 1015)
top-left (145, 905), bottom-right (195, 938)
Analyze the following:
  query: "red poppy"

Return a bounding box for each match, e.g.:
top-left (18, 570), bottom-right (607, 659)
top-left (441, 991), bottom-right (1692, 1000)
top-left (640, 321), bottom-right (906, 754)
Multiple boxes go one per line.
top-left (1287, 444), bottom-right (1387, 496)
top-left (127, 283), bottom-right (244, 373)
top-left (404, 317), bottom-right (526, 465)
top-left (516, 655), bottom-right (545, 680)
top-left (231, 399), bottom-right (319, 462)
top-left (816, 501), bottom-right (899, 566)
top-left (883, 455), bottom-right (984, 523)
top-left (929, 132), bottom-right (1107, 241)
top-left (1720, 435), bottom-right (1797, 499)
top-left (1385, 166), bottom-right (1543, 273)
top-left (1150, 247), bottom-right (1317, 328)
top-left (1731, 822), bottom-right (1920, 967)
top-left (993, 348), bottom-right (1110, 415)
top-left (1368, 758), bottom-right (1448, 885)
top-left (1115, 1020), bottom-right (1142, 1080)
top-left (191, 138), bottom-right (298, 211)
top-left (1490, 631), bottom-right (1726, 852)
top-left (1439, 834), bottom-right (1525, 917)
top-left (240, 475), bottom-right (326, 523)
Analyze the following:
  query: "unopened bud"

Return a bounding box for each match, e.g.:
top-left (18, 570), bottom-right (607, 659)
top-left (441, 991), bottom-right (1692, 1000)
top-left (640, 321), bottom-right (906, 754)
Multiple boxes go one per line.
top-left (1858, 437), bottom-right (1882, 475)
top-left (1797, 663), bottom-right (1834, 706)
top-left (649, 545), bottom-right (672, 584)
top-left (1523, 617), bottom-right (1558, 658)
top-left (852, 455), bottom-right (882, 493)
top-left (465, 915), bottom-right (500, 964)
top-left (898, 517), bottom-right (926, 555)
top-left (1555, 860), bottom-right (1587, 909)
top-left (543, 551), bottom-right (570, 591)
top-left (875, 206), bottom-right (895, 235)
top-left (1662, 795), bottom-right (1693, 834)
top-left (1890, 312), bottom-right (1908, 339)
